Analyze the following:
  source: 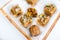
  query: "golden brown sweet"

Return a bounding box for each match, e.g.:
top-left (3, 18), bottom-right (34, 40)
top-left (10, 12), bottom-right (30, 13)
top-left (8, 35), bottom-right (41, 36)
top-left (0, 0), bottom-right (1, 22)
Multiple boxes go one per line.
top-left (29, 25), bottom-right (40, 36)
top-left (11, 5), bottom-right (22, 17)
top-left (25, 12), bottom-right (32, 18)
top-left (20, 15), bottom-right (32, 28)
top-left (27, 8), bottom-right (37, 17)
top-left (44, 4), bottom-right (56, 16)
top-left (26, 0), bottom-right (38, 6)
top-left (37, 14), bottom-right (50, 26)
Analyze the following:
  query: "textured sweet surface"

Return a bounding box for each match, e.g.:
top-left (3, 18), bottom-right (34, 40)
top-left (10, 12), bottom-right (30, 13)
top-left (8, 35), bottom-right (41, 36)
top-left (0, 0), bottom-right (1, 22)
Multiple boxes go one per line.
top-left (44, 4), bottom-right (56, 16)
top-left (10, 5), bottom-right (22, 17)
top-left (26, 0), bottom-right (38, 6)
top-left (20, 15), bottom-right (32, 28)
top-left (37, 14), bottom-right (50, 26)
top-left (29, 25), bottom-right (40, 36)
top-left (27, 8), bottom-right (37, 17)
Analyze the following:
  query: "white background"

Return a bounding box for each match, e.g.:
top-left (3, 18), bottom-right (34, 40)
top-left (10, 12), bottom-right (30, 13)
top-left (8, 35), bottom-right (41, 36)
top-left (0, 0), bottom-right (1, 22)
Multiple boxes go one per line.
top-left (0, 0), bottom-right (60, 40)
top-left (0, 11), bottom-right (26, 40)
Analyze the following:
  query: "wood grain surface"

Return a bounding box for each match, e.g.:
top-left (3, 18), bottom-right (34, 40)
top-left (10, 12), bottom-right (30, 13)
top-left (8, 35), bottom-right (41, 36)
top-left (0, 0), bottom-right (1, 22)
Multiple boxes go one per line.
top-left (0, 9), bottom-right (31, 40)
top-left (42, 13), bottom-right (60, 40)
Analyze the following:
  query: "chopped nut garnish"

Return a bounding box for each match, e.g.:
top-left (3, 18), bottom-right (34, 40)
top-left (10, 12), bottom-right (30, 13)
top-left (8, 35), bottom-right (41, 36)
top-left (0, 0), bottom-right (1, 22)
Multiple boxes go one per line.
top-left (27, 8), bottom-right (37, 17)
top-left (37, 14), bottom-right (50, 26)
top-left (20, 15), bottom-right (32, 28)
top-left (11, 5), bottom-right (22, 17)
top-left (44, 4), bottom-right (56, 16)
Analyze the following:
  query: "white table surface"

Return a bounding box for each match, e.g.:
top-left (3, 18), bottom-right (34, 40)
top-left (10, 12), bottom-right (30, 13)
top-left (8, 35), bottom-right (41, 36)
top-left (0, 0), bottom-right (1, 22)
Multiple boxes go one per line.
top-left (0, 11), bottom-right (26, 40)
top-left (0, 0), bottom-right (60, 40)
top-left (47, 18), bottom-right (60, 40)
top-left (0, 0), bottom-right (10, 8)
top-left (0, 12), bottom-right (60, 40)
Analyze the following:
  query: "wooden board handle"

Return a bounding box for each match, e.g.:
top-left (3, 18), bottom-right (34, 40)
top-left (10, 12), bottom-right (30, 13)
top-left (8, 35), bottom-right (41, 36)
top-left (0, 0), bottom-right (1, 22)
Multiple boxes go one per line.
top-left (6, 15), bottom-right (31, 40)
top-left (42, 13), bottom-right (60, 40)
